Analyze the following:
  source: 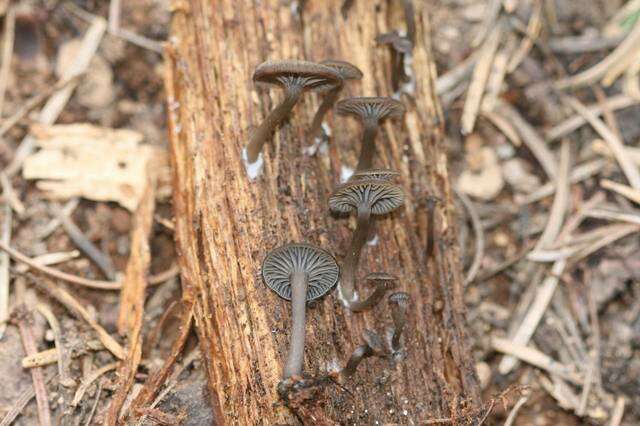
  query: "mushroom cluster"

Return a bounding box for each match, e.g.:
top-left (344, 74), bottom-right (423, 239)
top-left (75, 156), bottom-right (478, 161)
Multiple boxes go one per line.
top-left (252, 58), bottom-right (413, 396)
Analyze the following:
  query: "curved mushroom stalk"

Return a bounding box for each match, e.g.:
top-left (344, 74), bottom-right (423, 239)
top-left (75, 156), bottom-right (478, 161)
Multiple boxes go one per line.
top-left (388, 292), bottom-right (410, 353)
top-left (346, 272), bottom-right (397, 312)
top-left (339, 330), bottom-right (385, 381)
top-left (246, 88), bottom-right (302, 163)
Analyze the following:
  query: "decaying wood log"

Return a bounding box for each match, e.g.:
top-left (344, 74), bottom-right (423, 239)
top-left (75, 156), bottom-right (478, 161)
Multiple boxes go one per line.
top-left (166, 0), bottom-right (481, 423)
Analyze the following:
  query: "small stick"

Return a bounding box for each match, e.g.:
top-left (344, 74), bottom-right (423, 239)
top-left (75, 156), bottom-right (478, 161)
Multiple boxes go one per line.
top-left (0, 374), bottom-right (55, 426)
top-left (0, 203), bottom-right (10, 338)
top-left (83, 382), bottom-right (102, 426)
top-left (56, 209), bottom-right (117, 280)
top-left (455, 189), bottom-right (484, 285)
top-left (27, 274), bottom-right (126, 359)
top-left (13, 305), bottom-right (52, 426)
top-left (608, 396), bottom-right (626, 426)
top-left (0, 5), bottom-right (15, 115)
top-left (601, 178), bottom-right (640, 205)
top-left (563, 95), bottom-right (640, 190)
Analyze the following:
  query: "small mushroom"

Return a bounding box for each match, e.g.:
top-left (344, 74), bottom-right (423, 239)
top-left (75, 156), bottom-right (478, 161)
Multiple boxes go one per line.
top-left (375, 32), bottom-right (412, 93)
top-left (388, 291), bottom-right (410, 352)
top-left (424, 196), bottom-right (439, 261)
top-left (307, 60), bottom-right (363, 144)
top-left (244, 60), bottom-right (341, 165)
top-left (336, 97), bottom-right (405, 171)
top-left (349, 168), bottom-right (400, 182)
top-left (340, 329), bottom-right (385, 379)
top-left (329, 178), bottom-right (404, 307)
top-left (348, 272), bottom-right (397, 312)
top-left (262, 243), bottom-right (339, 379)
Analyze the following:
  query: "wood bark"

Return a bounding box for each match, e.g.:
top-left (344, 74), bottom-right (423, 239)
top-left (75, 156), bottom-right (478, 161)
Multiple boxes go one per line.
top-left (166, 0), bottom-right (481, 424)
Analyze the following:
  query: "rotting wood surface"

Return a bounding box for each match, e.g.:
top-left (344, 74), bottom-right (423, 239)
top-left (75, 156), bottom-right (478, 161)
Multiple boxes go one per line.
top-left (166, 0), bottom-right (480, 424)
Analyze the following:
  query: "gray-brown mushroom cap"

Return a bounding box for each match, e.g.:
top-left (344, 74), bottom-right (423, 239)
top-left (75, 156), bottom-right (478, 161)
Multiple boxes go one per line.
top-left (350, 168), bottom-right (400, 182)
top-left (320, 59), bottom-right (364, 81)
top-left (329, 179), bottom-right (404, 215)
top-left (253, 60), bottom-right (342, 91)
top-left (336, 97), bottom-right (405, 122)
top-left (389, 291), bottom-right (410, 306)
top-left (262, 243), bottom-right (339, 301)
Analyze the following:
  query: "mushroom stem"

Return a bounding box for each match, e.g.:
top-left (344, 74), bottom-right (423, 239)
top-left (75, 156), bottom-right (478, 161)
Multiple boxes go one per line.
top-left (307, 86), bottom-right (341, 143)
top-left (339, 204), bottom-right (371, 303)
top-left (246, 87), bottom-right (302, 163)
top-left (283, 269), bottom-right (308, 379)
top-left (356, 121), bottom-right (378, 171)
top-left (347, 282), bottom-right (388, 312)
top-left (389, 292), bottom-right (410, 351)
top-left (341, 345), bottom-right (373, 379)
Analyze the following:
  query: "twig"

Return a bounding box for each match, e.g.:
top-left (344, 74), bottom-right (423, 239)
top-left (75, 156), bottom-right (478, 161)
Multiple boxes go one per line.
top-left (562, 96), bottom-right (640, 190)
top-left (4, 16), bottom-right (106, 177)
top-left (14, 305), bottom-right (53, 426)
top-left (601, 179), bottom-right (640, 205)
top-left (22, 339), bottom-right (103, 368)
top-left (455, 189), bottom-right (484, 285)
top-left (462, 24), bottom-right (502, 134)
top-left (435, 53), bottom-right (478, 96)
top-left (498, 260), bottom-right (566, 374)
top-left (28, 274), bottom-right (126, 359)
top-left (0, 172), bottom-right (25, 215)
top-left (556, 19), bottom-right (640, 89)
top-left (506, 0), bottom-right (542, 72)
top-left (494, 99), bottom-right (558, 179)
top-left (71, 362), bottom-right (118, 406)
top-left (83, 382), bottom-right (102, 426)
top-left (570, 223), bottom-right (639, 264)
top-left (0, 203), bottom-right (10, 338)
top-left (503, 394), bottom-right (529, 426)
top-left (481, 108), bottom-right (521, 146)
top-left (531, 140), bottom-right (570, 252)
top-left (492, 336), bottom-right (582, 384)
top-left (516, 160), bottom-right (605, 205)
top-left (585, 208), bottom-right (640, 226)
top-left (472, 241), bottom-right (535, 284)
top-left (129, 303), bottom-right (193, 419)
top-left (548, 33), bottom-right (625, 54)
top-left (108, 0), bottom-right (121, 33)
top-left (0, 5), bottom-right (15, 116)
top-left (545, 94), bottom-right (638, 142)
top-left (35, 303), bottom-right (76, 387)
top-left (472, 0), bottom-right (502, 47)
top-left (0, 240), bottom-right (120, 290)
top-left (608, 396), bottom-right (626, 426)
top-left (56, 209), bottom-right (117, 280)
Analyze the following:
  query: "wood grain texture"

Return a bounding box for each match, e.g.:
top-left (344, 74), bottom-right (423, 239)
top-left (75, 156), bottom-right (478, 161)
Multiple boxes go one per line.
top-left (166, 0), bottom-right (480, 423)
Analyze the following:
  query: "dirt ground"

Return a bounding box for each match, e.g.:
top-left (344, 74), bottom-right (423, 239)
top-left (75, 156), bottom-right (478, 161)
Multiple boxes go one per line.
top-left (1, 0), bottom-right (639, 424)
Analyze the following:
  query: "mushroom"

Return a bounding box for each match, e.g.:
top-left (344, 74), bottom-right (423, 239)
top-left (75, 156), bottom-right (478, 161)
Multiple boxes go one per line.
top-left (336, 97), bottom-right (405, 171)
top-left (349, 168), bottom-right (400, 182)
top-left (348, 272), bottom-right (397, 312)
top-left (329, 178), bottom-right (404, 307)
top-left (307, 60), bottom-right (363, 144)
top-left (375, 32), bottom-right (412, 93)
top-left (340, 329), bottom-right (385, 379)
top-left (244, 60), bottom-right (341, 165)
top-left (424, 196), bottom-right (439, 261)
top-left (262, 243), bottom-right (339, 379)
top-left (388, 291), bottom-right (410, 352)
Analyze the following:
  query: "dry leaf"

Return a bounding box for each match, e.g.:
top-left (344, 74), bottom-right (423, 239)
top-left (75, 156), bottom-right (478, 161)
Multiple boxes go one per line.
top-left (458, 146), bottom-right (504, 200)
top-left (23, 123), bottom-right (169, 211)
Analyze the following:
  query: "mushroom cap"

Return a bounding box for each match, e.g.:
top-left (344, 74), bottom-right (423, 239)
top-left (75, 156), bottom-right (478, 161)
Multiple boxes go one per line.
top-left (336, 97), bottom-right (405, 122)
top-left (253, 60), bottom-right (341, 91)
top-left (350, 168), bottom-right (400, 182)
top-left (388, 291), bottom-right (410, 307)
top-left (365, 272), bottom-right (398, 288)
top-left (376, 31), bottom-right (413, 53)
top-left (262, 243), bottom-right (339, 301)
top-left (329, 179), bottom-right (404, 215)
top-left (320, 59), bottom-right (364, 81)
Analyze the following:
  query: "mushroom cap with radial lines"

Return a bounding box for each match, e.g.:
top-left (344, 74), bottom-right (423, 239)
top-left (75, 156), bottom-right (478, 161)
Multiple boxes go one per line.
top-left (389, 291), bottom-right (410, 306)
top-left (350, 168), bottom-right (400, 182)
top-left (320, 59), bottom-right (364, 81)
top-left (261, 243), bottom-right (339, 301)
top-left (253, 60), bottom-right (342, 91)
top-left (336, 97), bottom-right (405, 122)
top-left (329, 179), bottom-right (404, 215)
